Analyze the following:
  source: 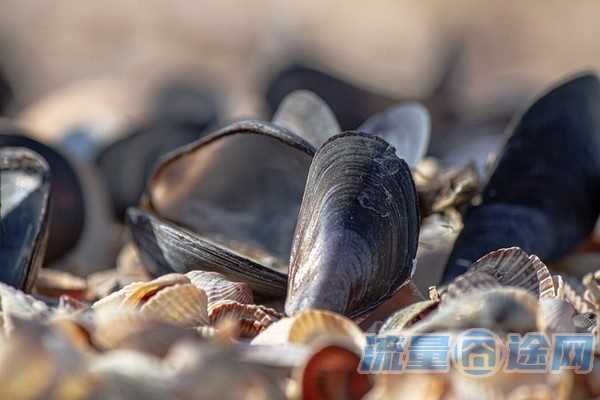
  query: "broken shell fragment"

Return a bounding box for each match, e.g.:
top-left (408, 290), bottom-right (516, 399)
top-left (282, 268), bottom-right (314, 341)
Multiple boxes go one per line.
top-left (286, 132), bottom-right (420, 318)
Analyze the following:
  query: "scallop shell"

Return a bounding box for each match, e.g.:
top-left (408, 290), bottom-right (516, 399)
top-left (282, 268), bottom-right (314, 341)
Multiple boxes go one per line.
top-left (92, 310), bottom-right (200, 356)
top-left (91, 273), bottom-right (188, 312)
top-left (0, 146), bottom-right (50, 291)
top-left (271, 90), bottom-right (340, 148)
top-left (286, 132), bottom-right (420, 318)
top-left (208, 300), bottom-right (281, 338)
top-left (583, 270), bottom-right (600, 308)
top-left (537, 298), bottom-right (576, 334)
top-left (441, 247), bottom-right (554, 301)
top-left (186, 271), bottom-right (253, 306)
top-left (139, 283), bottom-right (208, 327)
top-left (252, 310), bottom-right (365, 349)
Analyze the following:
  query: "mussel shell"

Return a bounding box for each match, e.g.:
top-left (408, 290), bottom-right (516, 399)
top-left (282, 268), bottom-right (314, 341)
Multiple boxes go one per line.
top-left (127, 207), bottom-right (287, 298)
top-left (0, 147), bottom-right (50, 291)
top-left (0, 122), bottom-right (85, 263)
top-left (271, 90), bottom-right (340, 148)
top-left (444, 73), bottom-right (600, 282)
top-left (285, 132), bottom-right (420, 318)
top-left (144, 119), bottom-right (315, 270)
top-left (358, 102), bottom-right (430, 168)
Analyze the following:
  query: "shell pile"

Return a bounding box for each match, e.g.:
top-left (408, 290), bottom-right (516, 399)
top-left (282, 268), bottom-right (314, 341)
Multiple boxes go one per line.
top-left (1, 70), bottom-right (600, 400)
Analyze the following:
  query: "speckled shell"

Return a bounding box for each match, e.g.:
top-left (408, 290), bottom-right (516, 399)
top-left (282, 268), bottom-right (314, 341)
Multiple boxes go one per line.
top-left (208, 300), bottom-right (281, 338)
top-left (286, 132), bottom-right (420, 318)
top-left (252, 309), bottom-right (365, 349)
top-left (186, 271), bottom-right (253, 306)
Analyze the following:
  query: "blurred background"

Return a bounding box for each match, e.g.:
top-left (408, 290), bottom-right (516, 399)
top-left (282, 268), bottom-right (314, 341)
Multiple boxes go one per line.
top-left (2, 0), bottom-right (600, 120)
top-left (2, 0), bottom-right (600, 276)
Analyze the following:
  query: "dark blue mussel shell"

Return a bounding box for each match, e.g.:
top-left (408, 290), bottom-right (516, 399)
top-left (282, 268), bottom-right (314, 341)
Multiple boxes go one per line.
top-left (0, 147), bottom-right (50, 290)
top-left (444, 73), bottom-right (600, 282)
top-left (0, 122), bottom-right (85, 263)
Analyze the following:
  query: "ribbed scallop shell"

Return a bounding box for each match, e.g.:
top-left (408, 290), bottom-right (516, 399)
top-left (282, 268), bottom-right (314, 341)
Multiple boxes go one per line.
top-left (442, 247), bottom-right (554, 301)
top-left (92, 309), bottom-right (199, 355)
top-left (583, 270), bottom-right (600, 309)
top-left (537, 298), bottom-right (576, 334)
top-left (252, 309), bottom-right (365, 349)
top-left (91, 273), bottom-right (189, 312)
top-left (208, 300), bottom-right (281, 338)
top-left (140, 283), bottom-right (208, 327)
top-left (186, 271), bottom-right (253, 306)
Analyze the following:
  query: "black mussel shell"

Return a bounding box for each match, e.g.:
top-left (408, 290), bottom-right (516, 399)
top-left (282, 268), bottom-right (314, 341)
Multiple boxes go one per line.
top-left (96, 84), bottom-right (218, 220)
top-left (127, 207), bottom-right (287, 297)
top-left (128, 118), bottom-right (315, 296)
top-left (358, 102), bottom-right (430, 168)
top-left (0, 147), bottom-right (50, 291)
top-left (444, 73), bottom-right (600, 282)
top-left (265, 63), bottom-right (396, 130)
top-left (0, 121), bottom-right (85, 262)
top-left (285, 132), bottom-right (420, 318)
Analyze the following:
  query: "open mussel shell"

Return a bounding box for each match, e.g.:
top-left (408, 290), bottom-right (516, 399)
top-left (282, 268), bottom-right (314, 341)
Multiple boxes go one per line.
top-left (127, 207), bottom-right (287, 297)
top-left (444, 73), bottom-right (600, 282)
top-left (129, 116), bottom-right (315, 296)
top-left (0, 122), bottom-right (85, 263)
top-left (358, 102), bottom-right (430, 168)
top-left (0, 147), bottom-right (50, 291)
top-left (285, 132), bottom-right (420, 318)
top-left (271, 90), bottom-right (340, 148)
